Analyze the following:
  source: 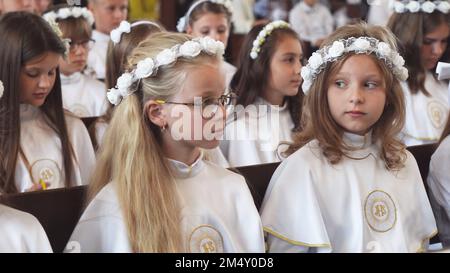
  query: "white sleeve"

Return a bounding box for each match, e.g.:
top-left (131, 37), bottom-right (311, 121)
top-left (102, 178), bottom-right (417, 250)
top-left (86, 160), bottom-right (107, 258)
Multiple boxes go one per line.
top-left (231, 0), bottom-right (255, 34)
top-left (66, 216), bottom-right (131, 253)
top-left (266, 234), bottom-right (309, 253)
top-left (427, 137), bottom-right (450, 242)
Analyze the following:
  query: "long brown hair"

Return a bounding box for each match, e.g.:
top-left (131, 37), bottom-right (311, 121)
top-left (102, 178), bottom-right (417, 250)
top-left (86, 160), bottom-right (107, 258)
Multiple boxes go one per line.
top-left (230, 23), bottom-right (304, 131)
top-left (388, 11), bottom-right (450, 96)
top-left (286, 23), bottom-right (407, 171)
top-left (89, 32), bottom-right (222, 252)
top-left (0, 12), bottom-right (76, 194)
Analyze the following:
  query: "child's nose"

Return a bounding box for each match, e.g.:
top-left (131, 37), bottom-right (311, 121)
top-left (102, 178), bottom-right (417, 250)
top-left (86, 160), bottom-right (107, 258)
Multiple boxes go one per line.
top-left (349, 86), bottom-right (364, 104)
top-left (39, 75), bottom-right (52, 89)
top-left (432, 42), bottom-right (445, 57)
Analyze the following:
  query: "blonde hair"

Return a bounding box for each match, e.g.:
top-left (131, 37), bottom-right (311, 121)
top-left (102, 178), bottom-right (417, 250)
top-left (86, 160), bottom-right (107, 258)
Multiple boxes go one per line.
top-left (89, 32), bottom-right (222, 252)
top-left (287, 23), bottom-right (407, 171)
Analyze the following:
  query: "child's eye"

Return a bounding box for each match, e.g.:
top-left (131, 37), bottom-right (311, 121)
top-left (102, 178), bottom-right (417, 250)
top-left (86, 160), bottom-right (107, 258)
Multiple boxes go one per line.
top-left (48, 69), bottom-right (56, 76)
top-left (335, 80), bottom-right (346, 88)
top-left (26, 71), bottom-right (39, 78)
top-left (365, 81), bottom-right (378, 89)
top-left (201, 31), bottom-right (210, 36)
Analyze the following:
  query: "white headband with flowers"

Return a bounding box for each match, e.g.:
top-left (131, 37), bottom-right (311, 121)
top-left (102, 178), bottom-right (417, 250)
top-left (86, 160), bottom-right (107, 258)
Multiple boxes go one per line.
top-left (176, 0), bottom-right (233, 32)
top-left (107, 36), bottom-right (225, 105)
top-left (301, 36), bottom-right (409, 93)
top-left (110, 20), bottom-right (161, 45)
top-left (44, 18), bottom-right (71, 59)
top-left (43, 7), bottom-right (95, 26)
top-left (250, 20), bottom-right (290, 60)
top-left (392, 0), bottom-right (450, 13)
top-left (0, 80), bottom-right (4, 99)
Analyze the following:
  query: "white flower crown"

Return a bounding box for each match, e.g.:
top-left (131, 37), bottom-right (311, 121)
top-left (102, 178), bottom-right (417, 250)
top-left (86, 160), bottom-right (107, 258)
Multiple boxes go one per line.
top-left (0, 80), bottom-right (4, 99)
top-left (43, 7), bottom-right (95, 26)
top-left (176, 0), bottom-right (233, 32)
top-left (392, 0), bottom-right (450, 13)
top-left (301, 36), bottom-right (409, 93)
top-left (107, 36), bottom-right (225, 105)
top-left (45, 18), bottom-right (72, 59)
top-left (110, 20), bottom-right (161, 45)
top-left (250, 20), bottom-right (290, 60)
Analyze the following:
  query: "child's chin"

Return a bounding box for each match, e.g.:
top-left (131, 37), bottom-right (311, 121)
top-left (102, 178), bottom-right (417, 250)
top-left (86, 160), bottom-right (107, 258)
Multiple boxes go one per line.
top-left (198, 139), bottom-right (220, 150)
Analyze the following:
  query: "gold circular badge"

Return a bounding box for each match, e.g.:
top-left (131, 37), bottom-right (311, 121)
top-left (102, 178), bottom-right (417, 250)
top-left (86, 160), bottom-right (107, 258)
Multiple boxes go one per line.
top-left (69, 104), bottom-right (90, 118)
top-left (188, 225), bottom-right (224, 253)
top-left (427, 101), bottom-right (447, 129)
top-left (364, 190), bottom-right (397, 233)
top-left (31, 159), bottom-right (61, 187)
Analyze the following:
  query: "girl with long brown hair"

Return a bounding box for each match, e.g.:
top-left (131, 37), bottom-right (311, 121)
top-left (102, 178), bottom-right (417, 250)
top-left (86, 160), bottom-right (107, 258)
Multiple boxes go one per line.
top-left (67, 32), bottom-right (264, 253)
top-left (0, 12), bottom-right (95, 194)
top-left (220, 20), bottom-right (304, 167)
top-left (261, 23), bottom-right (437, 253)
top-left (388, 1), bottom-right (450, 146)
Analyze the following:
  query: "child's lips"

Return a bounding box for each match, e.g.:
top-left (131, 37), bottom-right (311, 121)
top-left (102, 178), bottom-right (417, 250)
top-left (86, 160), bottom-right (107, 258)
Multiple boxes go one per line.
top-left (346, 110), bottom-right (366, 117)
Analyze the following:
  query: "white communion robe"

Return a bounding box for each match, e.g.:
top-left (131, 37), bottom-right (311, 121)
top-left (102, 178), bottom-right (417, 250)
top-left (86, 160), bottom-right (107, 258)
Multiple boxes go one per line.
top-left (260, 132), bottom-right (437, 253)
top-left (220, 97), bottom-right (294, 167)
top-left (16, 104), bottom-right (96, 192)
top-left (401, 72), bottom-right (449, 146)
top-left (0, 204), bottom-right (52, 253)
top-left (87, 30), bottom-right (109, 80)
top-left (427, 135), bottom-right (450, 247)
top-left (61, 72), bottom-right (108, 118)
top-left (66, 154), bottom-right (265, 253)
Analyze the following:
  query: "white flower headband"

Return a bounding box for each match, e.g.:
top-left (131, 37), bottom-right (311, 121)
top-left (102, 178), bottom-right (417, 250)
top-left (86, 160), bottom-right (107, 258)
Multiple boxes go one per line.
top-left (176, 0), bottom-right (233, 32)
top-left (43, 7), bottom-right (95, 25)
top-left (110, 20), bottom-right (161, 45)
top-left (301, 36), bottom-right (409, 93)
top-left (0, 80), bottom-right (4, 99)
top-left (45, 18), bottom-right (71, 59)
top-left (107, 36), bottom-right (225, 105)
top-left (250, 20), bottom-right (290, 60)
top-left (392, 0), bottom-right (450, 13)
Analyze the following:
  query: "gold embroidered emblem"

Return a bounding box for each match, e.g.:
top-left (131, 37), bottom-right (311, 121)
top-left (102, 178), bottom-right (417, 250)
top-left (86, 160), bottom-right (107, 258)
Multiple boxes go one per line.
top-left (364, 190), bottom-right (397, 233)
top-left (188, 225), bottom-right (224, 253)
top-left (31, 159), bottom-right (61, 187)
top-left (70, 104), bottom-right (90, 118)
top-left (427, 101), bottom-right (447, 129)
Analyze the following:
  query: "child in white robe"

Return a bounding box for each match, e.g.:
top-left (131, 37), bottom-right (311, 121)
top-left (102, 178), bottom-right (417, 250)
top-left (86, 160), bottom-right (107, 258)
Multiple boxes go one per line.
top-left (289, 0), bottom-right (334, 49)
top-left (178, 0), bottom-right (237, 86)
top-left (43, 6), bottom-right (108, 118)
top-left (388, 6), bottom-right (450, 146)
top-left (427, 114), bottom-right (450, 248)
top-left (220, 21), bottom-right (304, 167)
top-left (0, 12), bottom-right (96, 194)
top-left (87, 0), bottom-right (128, 80)
top-left (66, 33), bottom-right (265, 253)
top-left (261, 23), bottom-right (437, 253)
top-left (0, 204), bottom-right (52, 253)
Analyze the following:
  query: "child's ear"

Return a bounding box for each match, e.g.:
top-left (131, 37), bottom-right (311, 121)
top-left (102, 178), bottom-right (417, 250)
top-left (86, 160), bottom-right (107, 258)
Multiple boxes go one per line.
top-left (144, 100), bottom-right (166, 128)
top-left (186, 25), bottom-right (193, 35)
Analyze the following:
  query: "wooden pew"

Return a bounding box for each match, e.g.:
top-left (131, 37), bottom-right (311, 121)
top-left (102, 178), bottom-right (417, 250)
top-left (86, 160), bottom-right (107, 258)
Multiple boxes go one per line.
top-left (0, 186), bottom-right (87, 253)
